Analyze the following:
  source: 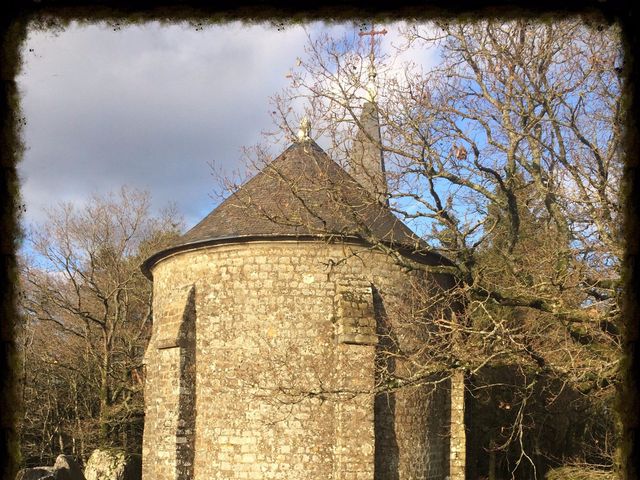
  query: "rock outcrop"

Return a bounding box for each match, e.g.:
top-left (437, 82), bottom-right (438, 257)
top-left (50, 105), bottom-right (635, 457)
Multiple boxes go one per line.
top-left (15, 467), bottom-right (55, 480)
top-left (16, 455), bottom-right (85, 480)
top-left (53, 455), bottom-right (85, 480)
top-left (84, 449), bottom-right (141, 480)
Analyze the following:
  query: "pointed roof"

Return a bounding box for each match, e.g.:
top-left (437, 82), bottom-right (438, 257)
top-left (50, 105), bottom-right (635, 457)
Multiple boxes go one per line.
top-left (142, 140), bottom-right (451, 277)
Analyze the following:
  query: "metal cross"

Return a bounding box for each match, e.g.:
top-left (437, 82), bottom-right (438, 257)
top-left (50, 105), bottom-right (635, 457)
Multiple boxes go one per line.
top-left (358, 23), bottom-right (388, 59)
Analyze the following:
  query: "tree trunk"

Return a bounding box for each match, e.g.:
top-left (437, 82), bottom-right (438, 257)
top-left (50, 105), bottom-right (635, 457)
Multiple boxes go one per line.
top-left (99, 335), bottom-right (111, 439)
top-left (450, 370), bottom-right (467, 480)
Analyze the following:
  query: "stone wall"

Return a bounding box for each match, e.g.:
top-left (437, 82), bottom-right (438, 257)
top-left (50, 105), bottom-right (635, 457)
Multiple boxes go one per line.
top-left (143, 240), bottom-right (454, 480)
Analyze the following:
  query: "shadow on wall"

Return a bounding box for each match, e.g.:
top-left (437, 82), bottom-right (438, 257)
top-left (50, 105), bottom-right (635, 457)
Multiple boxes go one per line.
top-left (373, 285), bottom-right (399, 480)
top-left (176, 286), bottom-right (196, 480)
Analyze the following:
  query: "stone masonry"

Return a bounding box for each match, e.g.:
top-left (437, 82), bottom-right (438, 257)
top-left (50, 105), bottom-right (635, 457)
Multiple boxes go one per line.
top-left (142, 241), bottom-right (456, 480)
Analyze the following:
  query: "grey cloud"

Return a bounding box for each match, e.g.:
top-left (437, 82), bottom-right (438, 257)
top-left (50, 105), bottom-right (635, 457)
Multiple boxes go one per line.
top-left (19, 21), bottom-right (419, 231)
top-left (18, 21), bottom-right (322, 229)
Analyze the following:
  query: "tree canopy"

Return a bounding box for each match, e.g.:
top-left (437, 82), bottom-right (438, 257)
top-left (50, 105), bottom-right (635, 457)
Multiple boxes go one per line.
top-left (252, 19), bottom-right (623, 477)
top-left (18, 187), bottom-right (182, 466)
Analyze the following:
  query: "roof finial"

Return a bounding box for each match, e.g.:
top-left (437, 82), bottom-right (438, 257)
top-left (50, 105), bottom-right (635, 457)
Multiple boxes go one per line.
top-left (297, 116), bottom-right (311, 141)
top-left (358, 22), bottom-right (387, 102)
top-left (366, 62), bottom-right (377, 102)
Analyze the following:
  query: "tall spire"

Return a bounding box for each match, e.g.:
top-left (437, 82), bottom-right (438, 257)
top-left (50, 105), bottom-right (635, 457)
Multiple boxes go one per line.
top-left (350, 23), bottom-right (388, 205)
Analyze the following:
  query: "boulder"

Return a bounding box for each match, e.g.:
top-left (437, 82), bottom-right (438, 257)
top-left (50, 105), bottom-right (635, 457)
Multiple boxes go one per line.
top-left (15, 467), bottom-right (55, 480)
top-left (83, 449), bottom-right (141, 480)
top-left (53, 455), bottom-right (85, 480)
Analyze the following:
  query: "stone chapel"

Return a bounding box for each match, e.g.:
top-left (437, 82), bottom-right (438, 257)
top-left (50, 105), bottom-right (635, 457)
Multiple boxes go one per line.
top-left (140, 60), bottom-right (466, 479)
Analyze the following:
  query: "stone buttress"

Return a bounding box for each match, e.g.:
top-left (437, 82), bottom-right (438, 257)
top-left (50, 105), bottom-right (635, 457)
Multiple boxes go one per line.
top-left (142, 284), bottom-right (196, 480)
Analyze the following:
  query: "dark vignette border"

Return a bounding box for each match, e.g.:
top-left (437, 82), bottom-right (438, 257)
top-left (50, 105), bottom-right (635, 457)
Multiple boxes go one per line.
top-left (0, 1), bottom-right (636, 479)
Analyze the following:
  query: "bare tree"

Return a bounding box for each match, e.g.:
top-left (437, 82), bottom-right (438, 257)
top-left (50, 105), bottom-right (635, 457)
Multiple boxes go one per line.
top-left (234, 19), bottom-right (623, 478)
top-left (18, 187), bottom-right (181, 465)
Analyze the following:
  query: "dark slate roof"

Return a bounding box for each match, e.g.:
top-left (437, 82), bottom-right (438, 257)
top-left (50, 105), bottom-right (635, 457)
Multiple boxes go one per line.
top-left (142, 140), bottom-right (452, 277)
